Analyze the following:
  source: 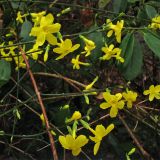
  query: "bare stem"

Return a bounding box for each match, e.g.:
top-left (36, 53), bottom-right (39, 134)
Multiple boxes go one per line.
top-left (19, 47), bottom-right (58, 160)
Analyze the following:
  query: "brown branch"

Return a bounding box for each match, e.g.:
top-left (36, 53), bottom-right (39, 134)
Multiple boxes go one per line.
top-left (118, 114), bottom-right (154, 160)
top-left (19, 47), bottom-right (58, 160)
top-left (34, 72), bottom-right (86, 88)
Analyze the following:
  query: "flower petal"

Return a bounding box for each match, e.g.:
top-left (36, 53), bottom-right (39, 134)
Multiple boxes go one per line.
top-left (36, 33), bottom-right (46, 46)
top-left (105, 124), bottom-right (114, 135)
top-left (100, 102), bottom-right (111, 109)
top-left (46, 34), bottom-right (57, 45)
top-left (59, 136), bottom-right (69, 149)
top-left (94, 142), bottom-right (101, 155)
top-left (75, 135), bottom-right (88, 147)
top-left (95, 125), bottom-right (106, 138)
top-left (72, 148), bottom-right (81, 156)
top-left (70, 44), bottom-right (80, 52)
top-left (110, 106), bottom-right (118, 118)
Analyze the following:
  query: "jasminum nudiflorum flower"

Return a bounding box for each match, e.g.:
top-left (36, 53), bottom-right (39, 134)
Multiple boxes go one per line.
top-left (143, 85), bottom-right (160, 101)
top-left (100, 92), bottom-right (125, 118)
top-left (149, 15), bottom-right (160, 30)
top-left (101, 44), bottom-right (124, 63)
top-left (59, 134), bottom-right (88, 156)
top-left (122, 90), bottom-right (138, 108)
top-left (66, 111), bottom-right (82, 123)
top-left (30, 13), bottom-right (61, 46)
top-left (26, 43), bottom-right (43, 60)
top-left (80, 35), bottom-right (96, 57)
top-left (0, 42), bottom-right (12, 62)
top-left (53, 39), bottom-right (80, 60)
top-left (31, 11), bottom-right (46, 26)
top-left (71, 55), bottom-right (90, 69)
top-left (89, 124), bottom-right (114, 155)
top-left (106, 19), bottom-right (124, 43)
top-left (16, 11), bottom-right (28, 23)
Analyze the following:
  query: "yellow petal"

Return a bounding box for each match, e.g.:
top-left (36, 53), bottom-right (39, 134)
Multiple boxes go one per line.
top-left (70, 44), bottom-right (80, 52)
top-left (53, 47), bottom-right (63, 54)
top-left (149, 94), bottom-right (154, 101)
top-left (75, 135), bottom-right (88, 147)
top-left (103, 92), bottom-right (112, 102)
top-left (94, 142), bottom-right (101, 155)
top-left (40, 13), bottom-right (54, 26)
top-left (100, 102), bottom-right (111, 109)
top-left (30, 27), bottom-right (41, 36)
top-left (105, 124), bottom-right (114, 135)
top-left (95, 125), bottom-right (106, 138)
top-left (110, 106), bottom-right (118, 118)
top-left (46, 34), bottom-right (57, 46)
top-left (36, 33), bottom-right (46, 46)
top-left (143, 90), bottom-right (149, 95)
top-left (89, 136), bottom-right (98, 142)
top-left (59, 136), bottom-right (69, 149)
top-left (117, 100), bottom-right (125, 109)
top-left (46, 23), bottom-right (61, 33)
top-left (72, 148), bottom-right (81, 156)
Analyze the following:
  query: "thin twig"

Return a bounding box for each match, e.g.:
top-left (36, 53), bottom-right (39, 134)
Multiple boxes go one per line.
top-left (119, 114), bottom-right (154, 160)
top-left (19, 47), bottom-right (58, 160)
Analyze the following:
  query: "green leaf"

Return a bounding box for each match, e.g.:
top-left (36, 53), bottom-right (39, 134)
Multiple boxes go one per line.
top-left (137, 7), bottom-right (148, 22)
top-left (0, 59), bottom-right (11, 88)
top-left (127, 0), bottom-right (140, 3)
top-left (20, 20), bottom-right (32, 41)
top-left (145, 5), bottom-right (157, 19)
top-left (118, 34), bottom-right (143, 80)
top-left (113, 0), bottom-right (127, 13)
top-left (98, 0), bottom-right (111, 9)
top-left (143, 31), bottom-right (160, 58)
top-left (119, 33), bottom-right (135, 68)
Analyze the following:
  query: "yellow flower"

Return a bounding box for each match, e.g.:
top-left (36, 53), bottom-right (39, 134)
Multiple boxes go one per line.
top-left (122, 90), bottom-right (137, 108)
top-left (26, 43), bottom-right (43, 60)
top-left (71, 55), bottom-right (90, 69)
top-left (16, 11), bottom-right (28, 23)
top-left (0, 42), bottom-right (12, 62)
top-left (80, 35), bottom-right (96, 57)
top-left (59, 134), bottom-right (88, 156)
top-left (31, 11), bottom-right (46, 26)
top-left (100, 92), bottom-right (125, 118)
top-left (85, 76), bottom-right (98, 90)
top-left (149, 16), bottom-right (160, 30)
top-left (101, 44), bottom-right (124, 63)
top-left (53, 39), bottom-right (80, 60)
top-left (143, 85), bottom-right (160, 101)
top-left (66, 111), bottom-right (82, 123)
top-left (30, 13), bottom-right (61, 46)
top-left (106, 19), bottom-right (124, 43)
top-left (89, 124), bottom-right (114, 155)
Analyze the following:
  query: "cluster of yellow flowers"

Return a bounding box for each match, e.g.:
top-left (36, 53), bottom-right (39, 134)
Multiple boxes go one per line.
top-left (3, 10), bottom-right (160, 157)
top-left (0, 11), bottom-right (126, 70)
top-left (58, 84), bottom-right (160, 156)
top-left (59, 110), bottom-right (114, 156)
top-left (149, 15), bottom-right (160, 30)
top-left (0, 41), bottom-right (26, 70)
top-left (100, 90), bottom-right (137, 118)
